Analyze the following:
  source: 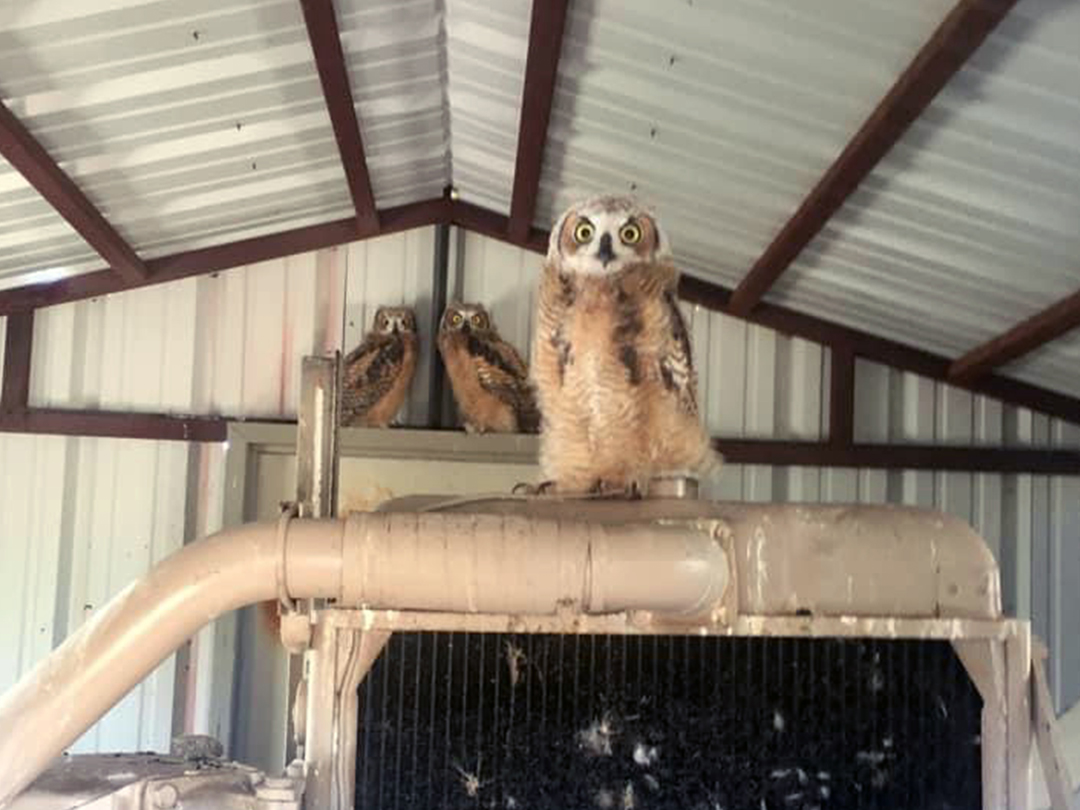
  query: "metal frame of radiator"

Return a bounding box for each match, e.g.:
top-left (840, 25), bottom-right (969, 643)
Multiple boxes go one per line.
top-left (242, 356), bottom-right (1069, 810)
top-left (297, 605), bottom-right (1033, 810)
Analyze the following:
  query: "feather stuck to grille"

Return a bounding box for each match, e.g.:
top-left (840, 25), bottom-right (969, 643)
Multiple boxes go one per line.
top-left (356, 634), bottom-right (982, 810)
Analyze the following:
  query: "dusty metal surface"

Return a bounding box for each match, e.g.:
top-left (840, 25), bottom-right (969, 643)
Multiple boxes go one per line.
top-left (303, 624), bottom-right (388, 810)
top-left (379, 495), bottom-right (1002, 620)
top-left (6, 751), bottom-right (305, 810)
top-left (341, 512), bottom-right (728, 619)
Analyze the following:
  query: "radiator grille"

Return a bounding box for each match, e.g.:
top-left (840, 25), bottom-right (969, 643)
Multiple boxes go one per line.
top-left (357, 634), bottom-right (982, 810)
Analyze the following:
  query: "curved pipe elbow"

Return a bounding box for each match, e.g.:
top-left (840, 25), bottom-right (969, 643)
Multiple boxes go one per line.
top-left (0, 513), bottom-right (723, 807)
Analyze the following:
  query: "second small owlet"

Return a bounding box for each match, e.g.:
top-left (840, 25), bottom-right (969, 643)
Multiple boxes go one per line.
top-left (532, 195), bottom-right (717, 493)
top-left (437, 302), bottom-right (540, 434)
top-left (341, 306), bottom-right (418, 427)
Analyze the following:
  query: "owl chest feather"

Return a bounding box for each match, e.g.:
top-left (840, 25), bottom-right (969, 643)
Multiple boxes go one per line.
top-left (564, 282), bottom-right (651, 432)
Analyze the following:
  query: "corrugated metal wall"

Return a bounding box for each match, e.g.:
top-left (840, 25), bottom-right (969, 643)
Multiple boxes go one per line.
top-left (1, 229), bottom-right (1077, 761)
top-left (0, 433), bottom-right (189, 753)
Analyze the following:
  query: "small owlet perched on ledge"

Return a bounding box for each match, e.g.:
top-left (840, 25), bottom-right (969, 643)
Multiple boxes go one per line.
top-left (341, 306), bottom-right (418, 428)
top-left (531, 195), bottom-right (717, 494)
top-left (438, 302), bottom-right (541, 434)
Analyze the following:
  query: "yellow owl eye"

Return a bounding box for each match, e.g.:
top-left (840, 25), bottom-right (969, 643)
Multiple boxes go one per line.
top-left (573, 220), bottom-right (595, 244)
top-left (471, 314), bottom-right (487, 329)
top-left (450, 312), bottom-right (463, 327)
top-left (619, 222), bottom-right (643, 245)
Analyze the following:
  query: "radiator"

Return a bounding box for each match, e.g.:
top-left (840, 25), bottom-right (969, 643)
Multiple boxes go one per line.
top-left (357, 633), bottom-right (982, 810)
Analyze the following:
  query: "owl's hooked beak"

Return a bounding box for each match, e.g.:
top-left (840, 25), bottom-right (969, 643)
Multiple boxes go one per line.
top-left (596, 233), bottom-right (615, 266)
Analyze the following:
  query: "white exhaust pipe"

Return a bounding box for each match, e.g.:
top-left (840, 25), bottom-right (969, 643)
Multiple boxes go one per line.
top-left (0, 512), bottom-right (725, 806)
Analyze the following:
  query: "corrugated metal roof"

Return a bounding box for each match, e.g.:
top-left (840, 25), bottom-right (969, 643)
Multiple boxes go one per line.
top-left (533, 0), bottom-right (957, 280)
top-left (337, 0), bottom-right (450, 207)
top-left (445, 0), bottom-right (530, 215)
top-left (772, 0), bottom-right (1080, 379)
top-left (2, 0), bottom-right (1079, 398)
top-left (0, 0), bottom-right (354, 280)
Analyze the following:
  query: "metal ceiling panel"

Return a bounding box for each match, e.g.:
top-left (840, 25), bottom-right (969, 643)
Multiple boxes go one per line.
top-left (336, 0), bottom-right (451, 209)
top-left (772, 0), bottom-right (1080, 385)
top-left (533, 0), bottom-right (957, 281)
top-left (445, 0), bottom-right (531, 214)
top-left (0, 0), bottom-right (403, 288)
top-left (1007, 328), bottom-right (1080, 399)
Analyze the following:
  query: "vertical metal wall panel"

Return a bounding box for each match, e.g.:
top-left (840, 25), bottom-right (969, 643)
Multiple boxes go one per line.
top-left (458, 229), bottom-right (540, 362)
top-left (0, 434), bottom-right (189, 754)
top-left (28, 228), bottom-right (438, 422)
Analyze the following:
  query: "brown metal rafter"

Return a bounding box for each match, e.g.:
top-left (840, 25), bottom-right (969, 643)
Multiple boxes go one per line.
top-left (1, 311), bottom-right (34, 414)
top-left (726, 0), bottom-right (1019, 316)
top-left (0, 100), bottom-right (147, 282)
top-left (507, 0), bottom-right (571, 243)
top-left (950, 286), bottom-right (1080, 385)
top-left (300, 0), bottom-right (380, 234)
top-left (0, 198), bottom-right (448, 314)
top-left (829, 344), bottom-right (855, 448)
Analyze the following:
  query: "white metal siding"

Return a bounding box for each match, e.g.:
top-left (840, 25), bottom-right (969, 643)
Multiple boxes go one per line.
top-left (0, 434), bottom-right (189, 753)
top-left (30, 227), bottom-right (438, 424)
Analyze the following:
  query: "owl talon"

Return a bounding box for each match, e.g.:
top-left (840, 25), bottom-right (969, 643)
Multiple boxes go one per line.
top-left (512, 480), bottom-right (557, 496)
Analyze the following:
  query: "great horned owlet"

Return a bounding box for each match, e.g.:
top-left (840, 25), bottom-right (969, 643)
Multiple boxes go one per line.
top-left (437, 302), bottom-right (540, 434)
top-left (531, 195), bottom-right (717, 493)
top-left (341, 306), bottom-right (418, 427)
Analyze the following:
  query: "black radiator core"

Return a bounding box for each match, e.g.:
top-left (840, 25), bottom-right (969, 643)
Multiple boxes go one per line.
top-left (357, 634), bottom-right (982, 810)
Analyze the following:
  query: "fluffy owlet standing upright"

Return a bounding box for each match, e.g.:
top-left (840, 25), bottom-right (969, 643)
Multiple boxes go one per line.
top-left (532, 195), bottom-right (717, 493)
top-left (438, 302), bottom-right (541, 434)
top-left (341, 306), bottom-right (418, 427)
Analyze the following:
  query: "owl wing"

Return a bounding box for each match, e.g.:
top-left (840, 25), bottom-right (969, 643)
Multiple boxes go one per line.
top-left (658, 291), bottom-right (699, 417)
top-left (468, 335), bottom-right (541, 432)
top-left (341, 333), bottom-right (403, 420)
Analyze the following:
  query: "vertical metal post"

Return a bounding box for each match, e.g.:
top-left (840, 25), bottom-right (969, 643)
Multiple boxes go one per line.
top-left (1, 310), bottom-right (34, 414)
top-left (427, 219), bottom-right (451, 428)
top-left (1006, 623), bottom-right (1033, 810)
top-left (288, 356), bottom-right (341, 764)
top-left (954, 639), bottom-right (1008, 810)
top-left (297, 355), bottom-right (341, 519)
top-left (304, 615), bottom-right (389, 810)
